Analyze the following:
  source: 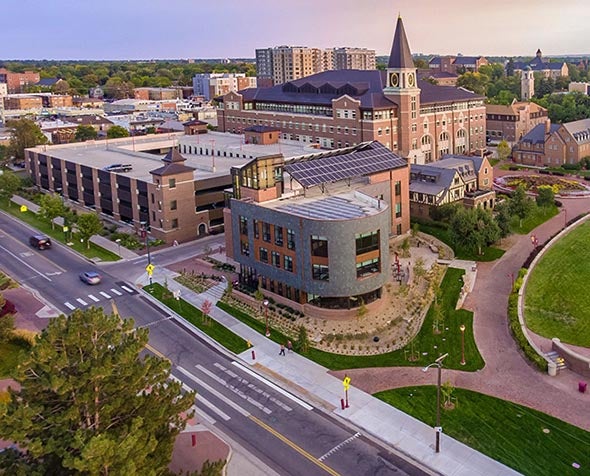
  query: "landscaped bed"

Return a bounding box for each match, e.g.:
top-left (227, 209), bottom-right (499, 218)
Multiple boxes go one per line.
top-left (375, 386), bottom-right (590, 476)
top-left (524, 220), bottom-right (590, 346)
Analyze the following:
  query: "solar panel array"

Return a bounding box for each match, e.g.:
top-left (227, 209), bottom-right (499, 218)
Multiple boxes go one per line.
top-left (284, 143), bottom-right (406, 188)
top-left (278, 196), bottom-right (368, 220)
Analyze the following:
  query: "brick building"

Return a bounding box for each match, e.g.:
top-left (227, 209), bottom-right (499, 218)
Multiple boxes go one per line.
top-left (224, 141), bottom-right (409, 310)
top-left (4, 95), bottom-right (43, 110)
top-left (428, 55), bottom-right (489, 74)
top-left (192, 74), bottom-right (257, 101)
top-left (513, 118), bottom-right (590, 166)
top-left (511, 49), bottom-right (568, 79)
top-left (0, 68), bottom-right (40, 93)
top-left (486, 100), bottom-right (548, 145)
top-left (219, 16), bottom-right (486, 165)
top-left (134, 87), bottom-right (183, 101)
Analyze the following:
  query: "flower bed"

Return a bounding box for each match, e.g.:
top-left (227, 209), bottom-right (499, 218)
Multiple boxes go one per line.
top-left (498, 174), bottom-right (590, 195)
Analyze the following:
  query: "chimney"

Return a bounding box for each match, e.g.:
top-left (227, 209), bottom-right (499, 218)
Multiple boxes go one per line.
top-left (545, 118), bottom-right (551, 135)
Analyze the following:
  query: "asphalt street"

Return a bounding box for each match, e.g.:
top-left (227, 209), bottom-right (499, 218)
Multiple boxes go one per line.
top-left (0, 210), bottom-right (428, 476)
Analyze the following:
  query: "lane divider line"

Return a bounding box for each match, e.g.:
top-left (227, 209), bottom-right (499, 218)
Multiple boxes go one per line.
top-left (249, 415), bottom-right (340, 476)
top-left (232, 361), bottom-right (313, 411)
top-left (0, 243), bottom-right (51, 282)
top-left (318, 432), bottom-right (361, 461)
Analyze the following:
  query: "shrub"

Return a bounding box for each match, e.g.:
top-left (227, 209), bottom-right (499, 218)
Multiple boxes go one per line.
top-left (509, 165), bottom-right (519, 171)
top-left (562, 163), bottom-right (581, 171)
top-left (551, 170), bottom-right (565, 176)
top-left (539, 170), bottom-right (551, 175)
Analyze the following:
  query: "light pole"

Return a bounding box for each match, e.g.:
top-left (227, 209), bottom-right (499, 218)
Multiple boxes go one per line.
top-left (115, 238), bottom-right (121, 257)
top-left (422, 352), bottom-right (449, 453)
top-left (140, 221), bottom-right (152, 285)
top-left (459, 324), bottom-right (466, 366)
top-left (263, 299), bottom-right (270, 336)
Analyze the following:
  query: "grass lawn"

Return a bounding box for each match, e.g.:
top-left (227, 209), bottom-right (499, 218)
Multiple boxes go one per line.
top-left (374, 386), bottom-right (590, 476)
top-left (219, 268), bottom-right (484, 371)
top-left (0, 338), bottom-right (30, 378)
top-left (144, 283), bottom-right (249, 354)
top-left (0, 200), bottom-right (120, 262)
top-left (417, 222), bottom-right (505, 262)
top-left (525, 220), bottom-right (590, 346)
top-left (510, 204), bottom-right (559, 235)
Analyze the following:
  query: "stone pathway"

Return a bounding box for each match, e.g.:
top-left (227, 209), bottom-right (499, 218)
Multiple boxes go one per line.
top-left (333, 195), bottom-right (590, 431)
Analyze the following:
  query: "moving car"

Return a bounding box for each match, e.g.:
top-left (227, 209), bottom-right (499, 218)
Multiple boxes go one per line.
top-left (79, 271), bottom-right (102, 285)
top-left (29, 235), bottom-right (52, 250)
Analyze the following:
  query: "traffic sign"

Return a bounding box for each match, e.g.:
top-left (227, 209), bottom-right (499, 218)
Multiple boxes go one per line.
top-left (20, 205), bottom-right (27, 213)
top-left (343, 376), bottom-right (351, 390)
top-left (146, 263), bottom-right (155, 275)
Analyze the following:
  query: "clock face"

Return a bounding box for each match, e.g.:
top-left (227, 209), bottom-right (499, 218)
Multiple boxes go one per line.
top-left (390, 72), bottom-right (399, 88)
top-left (407, 73), bottom-right (415, 87)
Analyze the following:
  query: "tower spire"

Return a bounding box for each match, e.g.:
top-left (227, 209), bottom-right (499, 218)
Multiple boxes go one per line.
top-left (388, 16), bottom-right (414, 69)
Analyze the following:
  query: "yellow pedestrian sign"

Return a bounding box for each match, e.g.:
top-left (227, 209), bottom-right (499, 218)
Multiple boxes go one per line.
top-left (146, 263), bottom-right (155, 276)
top-left (343, 376), bottom-right (351, 390)
top-left (20, 205), bottom-right (27, 213)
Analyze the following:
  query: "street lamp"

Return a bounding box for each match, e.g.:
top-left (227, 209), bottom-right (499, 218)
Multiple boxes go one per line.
top-left (140, 221), bottom-right (152, 285)
top-left (263, 299), bottom-right (270, 336)
top-left (115, 238), bottom-right (121, 257)
top-left (422, 352), bottom-right (449, 453)
top-left (459, 324), bottom-right (466, 366)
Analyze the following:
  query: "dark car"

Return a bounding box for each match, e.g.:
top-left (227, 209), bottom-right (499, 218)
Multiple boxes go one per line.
top-left (29, 235), bottom-right (52, 250)
top-left (79, 271), bottom-right (102, 285)
top-left (103, 163), bottom-right (133, 172)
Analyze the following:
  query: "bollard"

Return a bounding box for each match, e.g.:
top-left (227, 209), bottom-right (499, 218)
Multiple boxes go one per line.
top-left (341, 398), bottom-right (345, 410)
top-left (251, 350), bottom-right (256, 360)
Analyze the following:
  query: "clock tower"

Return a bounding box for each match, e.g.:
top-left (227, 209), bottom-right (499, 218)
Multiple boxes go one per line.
top-left (384, 15), bottom-right (422, 163)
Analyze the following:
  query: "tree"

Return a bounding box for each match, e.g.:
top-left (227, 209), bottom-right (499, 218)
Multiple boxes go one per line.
top-left (0, 307), bottom-right (194, 475)
top-left (536, 185), bottom-right (555, 208)
top-left (0, 170), bottom-right (21, 204)
top-left (496, 140), bottom-right (511, 160)
top-left (506, 58), bottom-right (515, 77)
top-left (450, 207), bottom-right (500, 255)
top-left (509, 185), bottom-right (534, 227)
top-left (295, 325), bottom-right (310, 354)
top-left (441, 380), bottom-right (456, 409)
top-left (6, 119), bottom-right (48, 162)
top-left (74, 124), bottom-right (98, 142)
top-left (38, 193), bottom-right (66, 230)
top-left (456, 72), bottom-right (489, 95)
top-left (76, 212), bottom-right (103, 249)
top-left (103, 77), bottom-right (134, 99)
top-left (0, 294), bottom-right (15, 343)
top-left (52, 79), bottom-right (70, 95)
top-left (107, 125), bottom-right (130, 139)
top-left (494, 201), bottom-right (512, 238)
top-left (201, 299), bottom-right (212, 326)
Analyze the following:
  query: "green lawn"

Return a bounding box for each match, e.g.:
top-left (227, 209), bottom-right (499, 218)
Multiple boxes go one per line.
top-left (375, 386), bottom-right (590, 476)
top-left (144, 283), bottom-right (249, 354)
top-left (220, 268), bottom-right (484, 371)
top-left (525, 221), bottom-right (590, 346)
top-left (0, 338), bottom-right (30, 378)
top-left (0, 200), bottom-right (119, 262)
top-left (417, 222), bottom-right (505, 262)
top-left (510, 204), bottom-right (559, 235)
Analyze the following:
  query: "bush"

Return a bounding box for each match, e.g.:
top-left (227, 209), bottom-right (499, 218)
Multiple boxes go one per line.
top-left (551, 170), bottom-right (565, 176)
top-left (0, 298), bottom-right (16, 317)
top-left (561, 163), bottom-right (581, 171)
top-left (509, 165), bottom-right (520, 171)
top-left (539, 170), bottom-right (551, 175)
top-left (110, 232), bottom-right (143, 250)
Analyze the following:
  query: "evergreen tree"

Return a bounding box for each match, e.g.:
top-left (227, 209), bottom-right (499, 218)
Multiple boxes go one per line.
top-left (0, 307), bottom-right (194, 475)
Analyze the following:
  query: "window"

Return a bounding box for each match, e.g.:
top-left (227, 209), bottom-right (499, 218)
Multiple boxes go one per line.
top-left (287, 228), bottom-right (296, 249)
top-left (170, 200), bottom-right (177, 211)
top-left (262, 222), bottom-right (271, 242)
top-left (259, 247), bottom-right (268, 263)
top-left (396, 223), bottom-right (402, 235)
top-left (356, 258), bottom-right (380, 278)
top-left (171, 218), bottom-right (178, 229)
top-left (169, 178), bottom-right (176, 189)
top-left (253, 219), bottom-right (260, 239)
top-left (310, 235), bottom-right (328, 257)
top-left (284, 255), bottom-right (293, 272)
top-left (355, 230), bottom-right (380, 255)
top-left (274, 226), bottom-right (283, 246)
top-left (240, 240), bottom-right (249, 256)
top-left (271, 251), bottom-right (281, 268)
top-left (312, 264), bottom-right (329, 281)
top-left (396, 203), bottom-right (402, 218)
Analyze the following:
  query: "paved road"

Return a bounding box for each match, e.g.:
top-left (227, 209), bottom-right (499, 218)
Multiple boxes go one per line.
top-left (0, 211), bottom-right (427, 476)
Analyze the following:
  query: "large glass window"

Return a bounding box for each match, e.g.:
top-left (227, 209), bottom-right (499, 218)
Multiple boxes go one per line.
top-left (312, 264), bottom-right (329, 281)
top-left (357, 258), bottom-right (380, 278)
top-left (274, 226), bottom-right (283, 246)
top-left (287, 228), bottom-right (296, 249)
top-left (271, 251), bottom-right (281, 268)
top-left (355, 231), bottom-right (380, 255)
top-left (262, 222), bottom-right (271, 242)
top-left (310, 235), bottom-right (328, 257)
top-left (284, 255), bottom-right (293, 272)
top-left (239, 216), bottom-right (248, 235)
top-left (259, 247), bottom-right (268, 263)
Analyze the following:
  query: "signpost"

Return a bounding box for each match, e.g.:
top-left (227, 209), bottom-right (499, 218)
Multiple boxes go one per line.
top-left (20, 205), bottom-right (27, 213)
top-left (343, 375), bottom-right (351, 409)
top-left (146, 263), bottom-right (155, 284)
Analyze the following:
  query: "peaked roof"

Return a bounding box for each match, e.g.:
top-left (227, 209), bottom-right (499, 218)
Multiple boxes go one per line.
top-left (388, 16), bottom-right (414, 69)
top-left (150, 148), bottom-right (195, 176)
top-left (520, 123), bottom-right (559, 144)
top-left (36, 77), bottom-right (62, 87)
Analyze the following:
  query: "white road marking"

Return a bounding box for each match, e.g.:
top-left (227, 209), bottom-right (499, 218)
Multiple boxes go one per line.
top-left (76, 298), bottom-right (88, 306)
top-left (176, 366), bottom-right (250, 417)
top-left (0, 243), bottom-right (51, 282)
top-left (197, 395), bottom-right (231, 421)
top-left (88, 294), bottom-right (100, 302)
top-left (121, 285), bottom-right (134, 293)
top-left (110, 288), bottom-right (123, 296)
top-left (99, 291), bottom-right (111, 299)
top-left (198, 364), bottom-right (272, 415)
top-left (64, 302), bottom-right (76, 310)
top-left (231, 361), bottom-right (314, 411)
top-left (318, 433), bottom-right (362, 461)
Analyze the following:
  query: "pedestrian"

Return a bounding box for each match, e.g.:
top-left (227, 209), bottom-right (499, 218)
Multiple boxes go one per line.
top-left (287, 340), bottom-right (293, 353)
top-left (279, 343), bottom-right (286, 356)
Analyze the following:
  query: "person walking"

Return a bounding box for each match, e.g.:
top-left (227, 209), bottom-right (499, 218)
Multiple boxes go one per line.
top-left (287, 340), bottom-right (293, 353)
top-left (279, 343), bottom-right (286, 356)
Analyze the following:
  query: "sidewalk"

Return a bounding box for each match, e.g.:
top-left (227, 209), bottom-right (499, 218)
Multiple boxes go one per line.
top-left (153, 271), bottom-right (520, 476)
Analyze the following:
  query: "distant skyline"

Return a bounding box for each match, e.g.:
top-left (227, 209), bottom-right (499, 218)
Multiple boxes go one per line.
top-left (1, 0), bottom-right (589, 60)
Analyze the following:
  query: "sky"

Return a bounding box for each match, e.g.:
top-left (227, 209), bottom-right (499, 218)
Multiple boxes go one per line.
top-left (1, 0), bottom-right (588, 60)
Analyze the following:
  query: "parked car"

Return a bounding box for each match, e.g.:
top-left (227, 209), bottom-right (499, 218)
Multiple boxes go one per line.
top-left (29, 235), bottom-right (52, 250)
top-left (79, 271), bottom-right (102, 285)
top-left (103, 163), bottom-right (133, 172)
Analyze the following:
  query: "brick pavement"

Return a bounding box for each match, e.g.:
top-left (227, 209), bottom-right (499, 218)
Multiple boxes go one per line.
top-left (334, 195), bottom-right (590, 431)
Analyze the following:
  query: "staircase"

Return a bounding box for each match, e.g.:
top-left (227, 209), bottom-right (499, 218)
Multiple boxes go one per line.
top-left (545, 351), bottom-right (567, 371)
top-left (200, 281), bottom-right (227, 304)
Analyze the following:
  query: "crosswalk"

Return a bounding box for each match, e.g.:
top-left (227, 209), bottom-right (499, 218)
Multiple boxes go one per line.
top-left (63, 283), bottom-right (136, 312)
